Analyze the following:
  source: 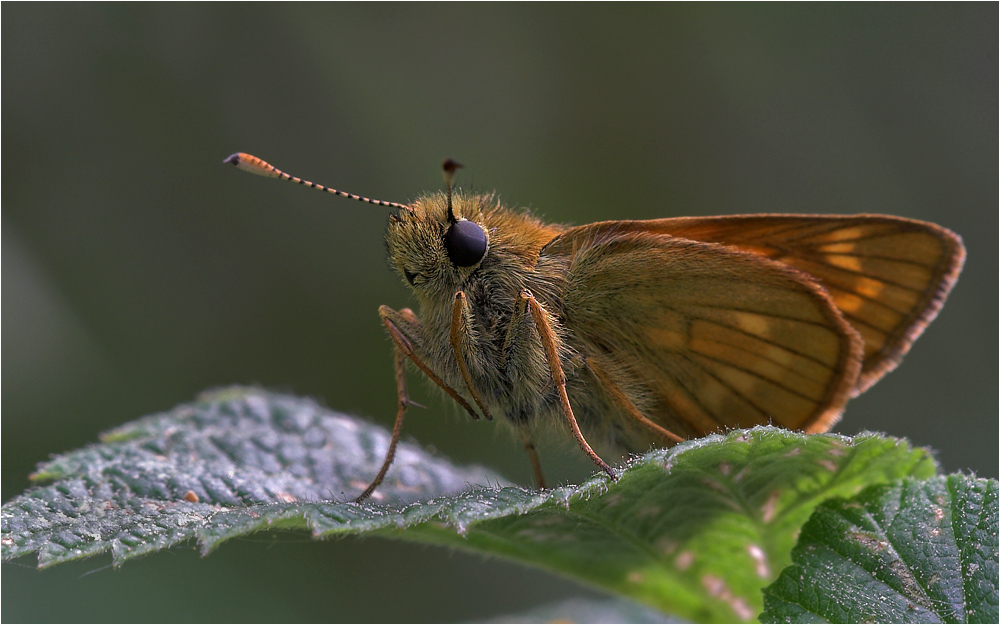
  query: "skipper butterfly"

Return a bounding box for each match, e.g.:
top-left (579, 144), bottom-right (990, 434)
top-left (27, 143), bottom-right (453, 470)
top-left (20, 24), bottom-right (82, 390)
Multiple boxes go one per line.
top-left (225, 153), bottom-right (965, 501)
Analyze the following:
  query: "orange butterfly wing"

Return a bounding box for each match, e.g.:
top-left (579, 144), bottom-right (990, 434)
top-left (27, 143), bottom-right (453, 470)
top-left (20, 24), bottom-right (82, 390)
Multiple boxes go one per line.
top-left (544, 225), bottom-right (864, 438)
top-left (596, 215), bottom-right (965, 394)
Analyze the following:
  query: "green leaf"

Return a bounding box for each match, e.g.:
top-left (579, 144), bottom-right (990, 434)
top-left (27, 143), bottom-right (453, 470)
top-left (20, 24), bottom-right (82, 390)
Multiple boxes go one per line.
top-left (2, 388), bottom-right (937, 623)
top-left (761, 475), bottom-right (999, 623)
top-left (484, 596), bottom-right (675, 623)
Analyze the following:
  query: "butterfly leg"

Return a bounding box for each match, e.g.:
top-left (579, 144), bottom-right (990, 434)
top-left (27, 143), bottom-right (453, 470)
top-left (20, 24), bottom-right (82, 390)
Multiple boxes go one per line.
top-left (354, 341), bottom-right (410, 502)
top-left (379, 306), bottom-right (481, 420)
top-left (450, 292), bottom-right (493, 420)
top-left (585, 357), bottom-right (685, 444)
top-left (518, 429), bottom-right (547, 489)
top-left (354, 307), bottom-right (482, 502)
top-left (500, 293), bottom-right (549, 488)
top-left (521, 291), bottom-right (617, 481)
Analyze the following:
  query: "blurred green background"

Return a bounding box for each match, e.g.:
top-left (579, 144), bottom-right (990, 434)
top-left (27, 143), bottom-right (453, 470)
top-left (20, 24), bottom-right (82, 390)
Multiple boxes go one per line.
top-left (3, 4), bottom-right (996, 622)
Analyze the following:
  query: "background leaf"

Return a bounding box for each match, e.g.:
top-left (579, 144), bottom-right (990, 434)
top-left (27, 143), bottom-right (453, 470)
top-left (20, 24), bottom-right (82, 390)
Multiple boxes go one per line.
top-left (3, 389), bottom-right (938, 622)
top-left (484, 596), bottom-right (675, 623)
top-left (761, 474), bottom-right (999, 623)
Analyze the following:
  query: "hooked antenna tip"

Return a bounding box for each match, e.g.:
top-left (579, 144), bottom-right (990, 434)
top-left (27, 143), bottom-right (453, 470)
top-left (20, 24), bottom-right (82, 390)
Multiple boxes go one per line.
top-left (442, 158), bottom-right (463, 177)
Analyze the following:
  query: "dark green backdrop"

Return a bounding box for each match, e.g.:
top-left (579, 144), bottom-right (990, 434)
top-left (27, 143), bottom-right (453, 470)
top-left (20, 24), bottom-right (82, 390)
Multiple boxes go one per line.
top-left (4, 4), bottom-right (996, 622)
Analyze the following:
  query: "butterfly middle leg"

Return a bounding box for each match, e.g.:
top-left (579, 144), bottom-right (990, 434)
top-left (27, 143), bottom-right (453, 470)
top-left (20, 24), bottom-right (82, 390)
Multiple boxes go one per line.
top-left (497, 289), bottom-right (552, 488)
top-left (519, 290), bottom-right (618, 481)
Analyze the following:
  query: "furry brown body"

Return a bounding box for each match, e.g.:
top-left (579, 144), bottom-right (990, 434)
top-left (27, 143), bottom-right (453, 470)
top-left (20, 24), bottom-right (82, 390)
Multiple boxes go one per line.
top-left (383, 193), bottom-right (645, 458)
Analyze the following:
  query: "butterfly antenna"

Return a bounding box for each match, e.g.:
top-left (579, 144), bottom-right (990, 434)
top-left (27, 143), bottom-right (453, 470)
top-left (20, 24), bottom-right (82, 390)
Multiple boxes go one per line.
top-left (442, 158), bottom-right (464, 223)
top-left (223, 153), bottom-right (411, 211)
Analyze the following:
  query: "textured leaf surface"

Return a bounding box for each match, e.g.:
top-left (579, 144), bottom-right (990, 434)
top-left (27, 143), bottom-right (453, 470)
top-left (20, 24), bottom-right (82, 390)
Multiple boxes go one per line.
top-left (761, 475), bottom-right (999, 623)
top-left (0, 387), bottom-right (505, 565)
top-left (2, 388), bottom-right (938, 622)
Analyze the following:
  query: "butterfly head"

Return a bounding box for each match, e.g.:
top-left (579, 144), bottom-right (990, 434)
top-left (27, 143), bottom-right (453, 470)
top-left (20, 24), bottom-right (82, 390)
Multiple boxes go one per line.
top-left (385, 189), bottom-right (491, 295)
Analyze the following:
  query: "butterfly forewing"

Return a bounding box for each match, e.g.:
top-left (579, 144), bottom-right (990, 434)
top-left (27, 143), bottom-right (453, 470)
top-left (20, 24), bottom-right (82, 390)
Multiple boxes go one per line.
top-left (548, 228), bottom-right (864, 439)
top-left (566, 215), bottom-right (964, 394)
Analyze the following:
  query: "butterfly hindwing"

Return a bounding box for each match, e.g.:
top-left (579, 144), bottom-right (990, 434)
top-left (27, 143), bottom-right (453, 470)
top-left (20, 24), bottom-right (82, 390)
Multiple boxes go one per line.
top-left (544, 225), bottom-right (864, 438)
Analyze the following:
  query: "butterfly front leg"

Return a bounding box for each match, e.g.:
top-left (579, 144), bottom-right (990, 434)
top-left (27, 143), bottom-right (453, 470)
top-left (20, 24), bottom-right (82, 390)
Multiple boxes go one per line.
top-left (353, 335), bottom-right (410, 503)
top-left (355, 306), bottom-right (481, 502)
top-left (379, 305), bottom-right (480, 420)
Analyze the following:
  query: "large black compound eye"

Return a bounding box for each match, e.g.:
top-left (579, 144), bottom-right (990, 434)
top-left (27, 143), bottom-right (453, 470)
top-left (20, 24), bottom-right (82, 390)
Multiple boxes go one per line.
top-left (444, 218), bottom-right (488, 267)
